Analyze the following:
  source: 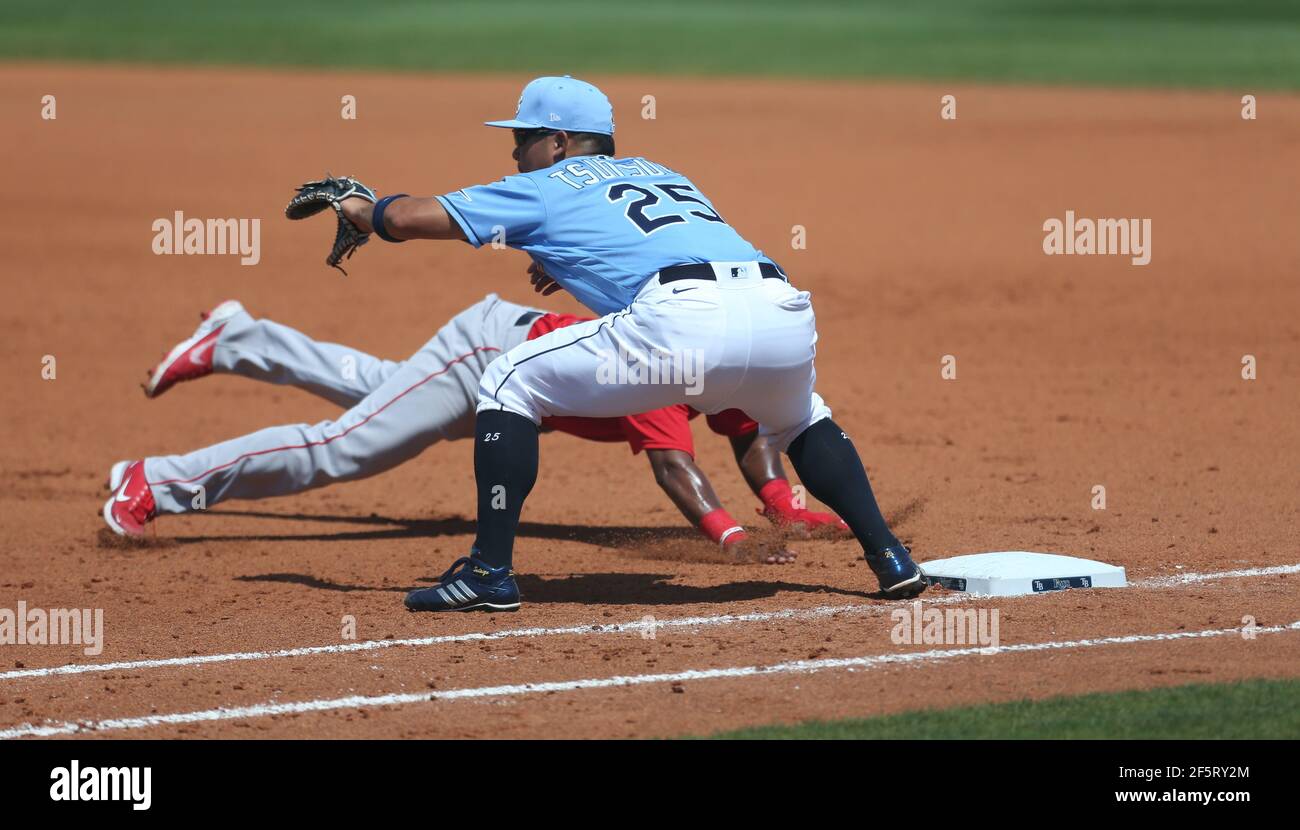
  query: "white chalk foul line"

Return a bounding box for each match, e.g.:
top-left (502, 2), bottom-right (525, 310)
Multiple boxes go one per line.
top-left (1138, 563), bottom-right (1300, 587)
top-left (3, 562), bottom-right (1296, 683)
top-left (3, 619), bottom-right (1297, 740)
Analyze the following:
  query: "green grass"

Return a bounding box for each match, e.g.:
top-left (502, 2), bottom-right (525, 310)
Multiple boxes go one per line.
top-left (1, 1), bottom-right (1299, 89)
top-left (706, 678), bottom-right (1300, 739)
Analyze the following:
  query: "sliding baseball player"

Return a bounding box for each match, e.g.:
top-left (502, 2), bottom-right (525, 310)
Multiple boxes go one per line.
top-left (103, 294), bottom-right (849, 562)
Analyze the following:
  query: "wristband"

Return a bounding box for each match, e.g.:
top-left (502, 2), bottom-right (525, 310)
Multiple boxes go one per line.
top-left (700, 508), bottom-right (745, 547)
top-left (719, 526), bottom-right (747, 547)
top-left (371, 194), bottom-right (410, 243)
top-left (758, 477), bottom-right (798, 519)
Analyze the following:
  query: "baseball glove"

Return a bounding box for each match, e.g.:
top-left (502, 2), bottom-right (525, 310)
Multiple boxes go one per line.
top-left (285, 174), bottom-right (377, 275)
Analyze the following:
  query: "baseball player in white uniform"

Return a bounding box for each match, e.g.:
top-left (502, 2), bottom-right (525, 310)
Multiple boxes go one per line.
top-left (319, 75), bottom-right (927, 611)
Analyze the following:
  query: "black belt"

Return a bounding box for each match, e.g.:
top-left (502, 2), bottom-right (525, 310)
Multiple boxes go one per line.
top-left (658, 262), bottom-right (787, 284)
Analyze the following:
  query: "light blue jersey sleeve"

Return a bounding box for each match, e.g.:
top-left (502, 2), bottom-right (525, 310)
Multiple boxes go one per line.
top-left (436, 176), bottom-right (546, 249)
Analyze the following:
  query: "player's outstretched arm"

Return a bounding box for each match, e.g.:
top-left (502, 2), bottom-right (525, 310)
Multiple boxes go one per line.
top-left (729, 430), bottom-right (785, 493)
top-left (645, 449), bottom-right (795, 565)
top-left (728, 432), bottom-right (852, 538)
top-left (339, 196), bottom-right (466, 241)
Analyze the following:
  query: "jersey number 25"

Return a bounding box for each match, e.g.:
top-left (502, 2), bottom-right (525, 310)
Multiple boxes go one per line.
top-left (607, 183), bottom-right (725, 235)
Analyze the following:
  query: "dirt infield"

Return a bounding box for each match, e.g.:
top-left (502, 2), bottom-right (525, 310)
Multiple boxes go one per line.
top-left (2, 65), bottom-right (1298, 738)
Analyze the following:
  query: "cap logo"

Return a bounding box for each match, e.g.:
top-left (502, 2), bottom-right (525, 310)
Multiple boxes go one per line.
top-left (549, 112), bottom-right (562, 122)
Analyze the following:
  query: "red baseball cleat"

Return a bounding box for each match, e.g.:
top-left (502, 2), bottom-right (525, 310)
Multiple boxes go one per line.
top-left (143, 300), bottom-right (244, 398)
top-left (102, 460), bottom-right (156, 537)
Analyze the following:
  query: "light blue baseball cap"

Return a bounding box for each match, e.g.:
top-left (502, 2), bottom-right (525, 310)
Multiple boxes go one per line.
top-left (485, 75), bottom-right (615, 136)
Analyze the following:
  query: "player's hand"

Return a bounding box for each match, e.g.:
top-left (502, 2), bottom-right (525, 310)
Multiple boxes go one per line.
top-left (339, 196), bottom-right (376, 234)
top-left (725, 533), bottom-right (797, 565)
top-left (759, 506), bottom-right (853, 539)
top-left (528, 262), bottom-right (564, 296)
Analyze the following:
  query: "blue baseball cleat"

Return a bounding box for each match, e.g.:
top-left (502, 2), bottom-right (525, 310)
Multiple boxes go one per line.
top-left (865, 545), bottom-right (927, 598)
top-left (405, 556), bottom-right (521, 613)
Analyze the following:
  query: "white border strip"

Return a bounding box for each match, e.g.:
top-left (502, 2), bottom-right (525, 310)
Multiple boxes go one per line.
top-left (4, 619), bottom-right (1297, 740)
top-left (3, 562), bottom-right (1296, 683)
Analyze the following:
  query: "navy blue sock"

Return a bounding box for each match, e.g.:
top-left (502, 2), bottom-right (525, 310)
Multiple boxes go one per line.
top-left (472, 410), bottom-right (539, 570)
top-left (786, 418), bottom-right (901, 556)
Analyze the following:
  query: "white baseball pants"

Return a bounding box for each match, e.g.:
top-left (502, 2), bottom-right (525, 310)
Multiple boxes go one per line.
top-left (478, 262), bottom-right (831, 451)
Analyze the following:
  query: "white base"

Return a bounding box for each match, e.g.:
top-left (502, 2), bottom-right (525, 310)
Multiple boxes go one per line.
top-left (919, 551), bottom-right (1127, 597)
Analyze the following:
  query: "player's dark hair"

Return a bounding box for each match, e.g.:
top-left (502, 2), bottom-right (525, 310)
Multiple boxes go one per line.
top-left (569, 131), bottom-right (616, 156)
